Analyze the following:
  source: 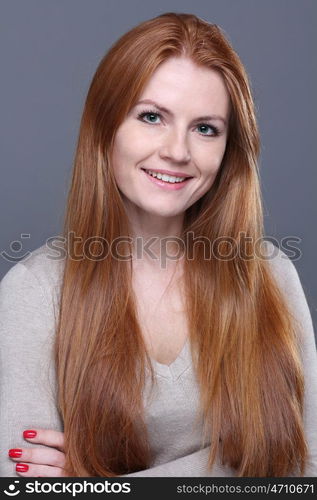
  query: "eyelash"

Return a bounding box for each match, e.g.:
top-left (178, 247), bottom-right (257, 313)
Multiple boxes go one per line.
top-left (136, 109), bottom-right (220, 137)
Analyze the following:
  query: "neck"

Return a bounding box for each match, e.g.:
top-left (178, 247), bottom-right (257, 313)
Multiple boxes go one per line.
top-left (124, 203), bottom-right (185, 271)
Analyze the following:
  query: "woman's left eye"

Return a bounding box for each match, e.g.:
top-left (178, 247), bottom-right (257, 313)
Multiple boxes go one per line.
top-left (137, 110), bottom-right (219, 137)
top-left (196, 124), bottom-right (219, 137)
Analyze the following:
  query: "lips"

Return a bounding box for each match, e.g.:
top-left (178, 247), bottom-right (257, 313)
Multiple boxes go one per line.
top-left (141, 167), bottom-right (193, 191)
top-left (141, 167), bottom-right (193, 179)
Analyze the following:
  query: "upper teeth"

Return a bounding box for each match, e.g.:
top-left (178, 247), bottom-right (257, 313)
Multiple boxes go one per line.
top-left (144, 169), bottom-right (186, 183)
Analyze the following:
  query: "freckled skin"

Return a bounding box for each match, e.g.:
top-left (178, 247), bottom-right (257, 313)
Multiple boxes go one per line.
top-left (112, 55), bottom-right (230, 222)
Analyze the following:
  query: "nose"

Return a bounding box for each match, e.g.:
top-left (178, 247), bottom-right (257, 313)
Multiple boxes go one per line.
top-left (159, 128), bottom-right (191, 164)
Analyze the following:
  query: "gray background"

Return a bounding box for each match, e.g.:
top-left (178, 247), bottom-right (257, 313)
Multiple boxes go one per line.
top-left (0, 0), bottom-right (316, 333)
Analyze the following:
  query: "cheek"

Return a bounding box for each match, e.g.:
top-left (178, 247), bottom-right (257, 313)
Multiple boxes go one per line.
top-left (111, 137), bottom-right (134, 180)
top-left (112, 128), bottom-right (151, 174)
top-left (191, 143), bottom-right (227, 201)
top-left (198, 146), bottom-right (226, 180)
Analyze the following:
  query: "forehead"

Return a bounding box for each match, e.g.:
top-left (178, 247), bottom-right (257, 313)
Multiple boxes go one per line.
top-left (138, 56), bottom-right (230, 116)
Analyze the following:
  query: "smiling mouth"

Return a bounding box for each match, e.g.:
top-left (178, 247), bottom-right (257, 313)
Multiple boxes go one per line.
top-left (141, 168), bottom-right (193, 184)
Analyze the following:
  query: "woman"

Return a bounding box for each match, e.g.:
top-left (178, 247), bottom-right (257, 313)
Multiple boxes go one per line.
top-left (1, 12), bottom-right (317, 477)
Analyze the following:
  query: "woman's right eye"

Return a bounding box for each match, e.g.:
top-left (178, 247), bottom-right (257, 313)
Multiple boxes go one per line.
top-left (137, 110), bottom-right (162, 124)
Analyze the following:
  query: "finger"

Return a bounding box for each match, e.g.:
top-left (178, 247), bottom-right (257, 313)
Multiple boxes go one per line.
top-left (23, 429), bottom-right (65, 451)
top-left (15, 462), bottom-right (66, 477)
top-left (9, 447), bottom-right (65, 468)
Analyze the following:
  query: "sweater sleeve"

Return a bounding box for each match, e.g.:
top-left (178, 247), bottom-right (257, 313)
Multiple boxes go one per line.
top-left (0, 263), bottom-right (63, 477)
top-left (268, 247), bottom-right (317, 477)
top-left (121, 447), bottom-right (233, 477)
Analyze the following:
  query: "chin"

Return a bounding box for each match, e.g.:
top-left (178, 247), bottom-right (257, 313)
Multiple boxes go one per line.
top-left (147, 206), bottom-right (184, 218)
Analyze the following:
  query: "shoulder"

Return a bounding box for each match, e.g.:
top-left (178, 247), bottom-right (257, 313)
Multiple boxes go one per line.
top-left (263, 239), bottom-right (300, 285)
top-left (18, 236), bottom-right (65, 288)
top-left (262, 240), bottom-right (308, 306)
top-left (0, 236), bottom-right (66, 312)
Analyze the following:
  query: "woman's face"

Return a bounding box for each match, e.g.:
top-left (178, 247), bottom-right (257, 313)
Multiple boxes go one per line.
top-left (111, 56), bottom-right (230, 219)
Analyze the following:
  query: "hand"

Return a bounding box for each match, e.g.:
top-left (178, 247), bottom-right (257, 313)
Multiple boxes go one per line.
top-left (8, 429), bottom-right (67, 477)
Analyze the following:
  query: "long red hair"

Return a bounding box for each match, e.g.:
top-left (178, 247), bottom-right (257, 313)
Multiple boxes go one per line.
top-left (55, 12), bottom-right (307, 476)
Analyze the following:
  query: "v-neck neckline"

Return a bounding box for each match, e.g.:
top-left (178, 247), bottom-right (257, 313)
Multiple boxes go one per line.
top-left (150, 337), bottom-right (191, 380)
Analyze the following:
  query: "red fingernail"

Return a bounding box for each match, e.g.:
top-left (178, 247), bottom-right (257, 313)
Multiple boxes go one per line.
top-left (8, 449), bottom-right (22, 458)
top-left (16, 463), bottom-right (29, 472)
top-left (23, 430), bottom-right (37, 439)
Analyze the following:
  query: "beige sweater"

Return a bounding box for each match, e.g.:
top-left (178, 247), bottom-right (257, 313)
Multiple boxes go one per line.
top-left (0, 239), bottom-right (316, 477)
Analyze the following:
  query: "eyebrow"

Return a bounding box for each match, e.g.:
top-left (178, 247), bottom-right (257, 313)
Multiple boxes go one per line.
top-left (134, 99), bottom-right (227, 126)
